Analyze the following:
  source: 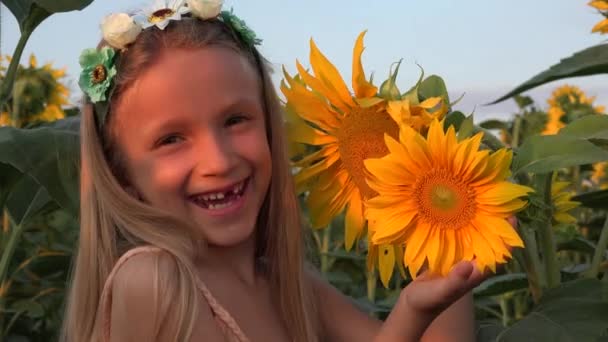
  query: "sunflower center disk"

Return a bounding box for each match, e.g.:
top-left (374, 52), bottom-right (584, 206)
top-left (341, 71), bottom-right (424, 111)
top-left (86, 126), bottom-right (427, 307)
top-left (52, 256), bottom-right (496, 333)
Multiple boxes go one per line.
top-left (416, 169), bottom-right (476, 230)
top-left (336, 107), bottom-right (398, 198)
top-left (150, 8), bottom-right (175, 23)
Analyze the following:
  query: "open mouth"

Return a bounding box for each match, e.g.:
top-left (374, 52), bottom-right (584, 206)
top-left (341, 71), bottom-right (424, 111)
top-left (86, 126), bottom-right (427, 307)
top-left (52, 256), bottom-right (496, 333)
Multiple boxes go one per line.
top-left (190, 178), bottom-right (249, 211)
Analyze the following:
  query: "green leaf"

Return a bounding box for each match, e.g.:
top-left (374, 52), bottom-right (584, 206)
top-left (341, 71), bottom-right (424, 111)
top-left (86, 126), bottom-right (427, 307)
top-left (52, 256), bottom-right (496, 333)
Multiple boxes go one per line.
top-left (557, 236), bottom-right (598, 255)
top-left (473, 273), bottom-right (529, 297)
top-left (512, 134), bottom-right (608, 174)
top-left (457, 114), bottom-right (475, 141)
top-left (379, 60), bottom-right (402, 101)
top-left (34, 0), bottom-right (93, 13)
top-left (496, 279), bottom-right (608, 341)
top-left (479, 119), bottom-right (509, 131)
top-left (0, 117), bottom-right (81, 215)
top-left (0, 163), bottom-right (22, 209)
top-left (572, 189), bottom-right (608, 209)
top-left (491, 44), bottom-right (608, 104)
top-left (320, 250), bottom-right (366, 261)
top-left (559, 115), bottom-right (608, 140)
top-left (476, 323), bottom-right (504, 342)
top-left (444, 111), bottom-right (466, 131)
top-left (10, 299), bottom-right (44, 319)
top-left (418, 75), bottom-right (450, 106)
top-left (5, 174), bottom-right (55, 226)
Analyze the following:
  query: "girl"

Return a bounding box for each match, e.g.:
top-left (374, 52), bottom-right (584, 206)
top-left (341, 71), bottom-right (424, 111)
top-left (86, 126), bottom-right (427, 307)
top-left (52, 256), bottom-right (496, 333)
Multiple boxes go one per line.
top-left (62, 2), bottom-right (486, 341)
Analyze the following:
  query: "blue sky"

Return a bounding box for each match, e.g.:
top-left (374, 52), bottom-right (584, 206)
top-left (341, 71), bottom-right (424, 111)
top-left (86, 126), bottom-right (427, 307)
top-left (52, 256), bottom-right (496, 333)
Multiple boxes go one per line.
top-left (3, 0), bottom-right (607, 121)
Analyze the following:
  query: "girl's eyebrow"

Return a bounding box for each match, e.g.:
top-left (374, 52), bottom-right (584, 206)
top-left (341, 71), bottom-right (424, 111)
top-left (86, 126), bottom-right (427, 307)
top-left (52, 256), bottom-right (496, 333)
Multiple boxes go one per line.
top-left (141, 117), bottom-right (191, 138)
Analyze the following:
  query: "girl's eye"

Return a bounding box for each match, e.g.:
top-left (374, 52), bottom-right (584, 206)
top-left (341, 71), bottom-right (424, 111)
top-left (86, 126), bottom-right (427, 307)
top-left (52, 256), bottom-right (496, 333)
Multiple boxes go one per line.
top-left (225, 114), bottom-right (249, 127)
top-left (157, 134), bottom-right (184, 147)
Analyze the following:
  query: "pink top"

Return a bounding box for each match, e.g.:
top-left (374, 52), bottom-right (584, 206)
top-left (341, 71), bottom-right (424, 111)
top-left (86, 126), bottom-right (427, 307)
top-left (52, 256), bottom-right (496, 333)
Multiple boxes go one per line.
top-left (98, 245), bottom-right (250, 342)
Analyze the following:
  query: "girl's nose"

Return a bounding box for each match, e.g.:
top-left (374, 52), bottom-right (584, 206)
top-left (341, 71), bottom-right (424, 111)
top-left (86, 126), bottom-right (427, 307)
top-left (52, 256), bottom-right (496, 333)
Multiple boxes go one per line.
top-left (194, 133), bottom-right (238, 177)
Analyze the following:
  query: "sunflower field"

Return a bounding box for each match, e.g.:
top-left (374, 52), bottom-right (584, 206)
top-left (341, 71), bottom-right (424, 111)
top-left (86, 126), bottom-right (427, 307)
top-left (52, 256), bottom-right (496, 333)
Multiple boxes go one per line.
top-left (1, 0), bottom-right (608, 341)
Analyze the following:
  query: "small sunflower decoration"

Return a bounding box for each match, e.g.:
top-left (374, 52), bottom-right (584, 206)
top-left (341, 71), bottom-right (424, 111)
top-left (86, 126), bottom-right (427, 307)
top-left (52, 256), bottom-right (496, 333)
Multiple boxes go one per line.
top-left (364, 120), bottom-right (533, 278)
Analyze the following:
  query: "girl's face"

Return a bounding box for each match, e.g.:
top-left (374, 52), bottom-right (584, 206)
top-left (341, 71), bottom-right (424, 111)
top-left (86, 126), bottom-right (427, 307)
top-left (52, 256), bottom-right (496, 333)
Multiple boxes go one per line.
top-left (112, 47), bottom-right (271, 247)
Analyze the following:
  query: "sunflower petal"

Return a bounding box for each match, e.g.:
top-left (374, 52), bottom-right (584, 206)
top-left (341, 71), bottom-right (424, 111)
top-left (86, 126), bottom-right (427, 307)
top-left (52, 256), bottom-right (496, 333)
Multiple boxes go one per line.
top-left (476, 182), bottom-right (534, 205)
top-left (378, 244), bottom-right (396, 288)
top-left (352, 31), bottom-right (377, 98)
top-left (309, 39), bottom-right (356, 108)
top-left (345, 192), bottom-right (366, 251)
top-left (370, 210), bottom-right (417, 245)
top-left (281, 77), bottom-right (342, 131)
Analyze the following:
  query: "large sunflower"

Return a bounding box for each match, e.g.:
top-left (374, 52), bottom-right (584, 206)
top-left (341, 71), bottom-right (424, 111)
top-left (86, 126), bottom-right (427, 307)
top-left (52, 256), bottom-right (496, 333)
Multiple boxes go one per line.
top-left (364, 120), bottom-right (533, 277)
top-left (281, 31), bottom-right (399, 250)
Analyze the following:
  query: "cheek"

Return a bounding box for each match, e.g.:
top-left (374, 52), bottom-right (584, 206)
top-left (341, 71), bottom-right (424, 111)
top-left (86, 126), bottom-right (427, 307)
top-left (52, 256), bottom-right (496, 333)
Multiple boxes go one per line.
top-left (132, 154), bottom-right (193, 201)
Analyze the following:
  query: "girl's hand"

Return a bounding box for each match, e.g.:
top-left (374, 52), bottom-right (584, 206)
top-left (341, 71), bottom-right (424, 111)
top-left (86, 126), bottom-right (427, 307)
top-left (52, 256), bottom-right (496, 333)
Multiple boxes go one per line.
top-left (376, 216), bottom-right (518, 342)
top-left (403, 260), bottom-right (486, 316)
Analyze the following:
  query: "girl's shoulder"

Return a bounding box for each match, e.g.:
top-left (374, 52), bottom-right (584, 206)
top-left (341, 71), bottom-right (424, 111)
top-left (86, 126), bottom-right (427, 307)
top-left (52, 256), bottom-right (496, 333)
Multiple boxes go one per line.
top-left (99, 245), bottom-right (225, 341)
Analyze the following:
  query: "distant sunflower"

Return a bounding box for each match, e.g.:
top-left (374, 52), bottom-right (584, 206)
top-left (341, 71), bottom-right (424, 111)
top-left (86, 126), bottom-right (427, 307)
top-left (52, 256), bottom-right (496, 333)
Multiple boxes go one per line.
top-left (542, 85), bottom-right (605, 135)
top-left (281, 31), bottom-right (399, 250)
top-left (591, 162), bottom-right (606, 185)
top-left (0, 112), bottom-right (10, 126)
top-left (551, 179), bottom-right (580, 224)
top-left (589, 1), bottom-right (608, 34)
top-left (365, 120), bottom-right (533, 277)
top-left (542, 107), bottom-right (565, 135)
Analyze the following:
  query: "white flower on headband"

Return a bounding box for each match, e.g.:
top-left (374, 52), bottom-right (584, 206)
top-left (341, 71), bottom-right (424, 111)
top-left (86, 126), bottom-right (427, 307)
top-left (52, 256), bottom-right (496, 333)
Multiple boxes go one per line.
top-left (101, 13), bottom-right (142, 50)
top-left (186, 0), bottom-right (223, 20)
top-left (141, 0), bottom-right (190, 30)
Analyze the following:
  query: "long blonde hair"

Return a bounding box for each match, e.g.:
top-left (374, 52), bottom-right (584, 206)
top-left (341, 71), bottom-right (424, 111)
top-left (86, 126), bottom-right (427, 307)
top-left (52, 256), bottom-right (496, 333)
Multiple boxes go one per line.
top-left (61, 18), bottom-right (320, 342)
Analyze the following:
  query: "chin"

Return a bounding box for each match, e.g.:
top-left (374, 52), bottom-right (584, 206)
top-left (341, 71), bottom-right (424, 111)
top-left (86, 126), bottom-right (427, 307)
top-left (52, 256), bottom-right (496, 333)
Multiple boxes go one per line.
top-left (199, 222), bottom-right (257, 248)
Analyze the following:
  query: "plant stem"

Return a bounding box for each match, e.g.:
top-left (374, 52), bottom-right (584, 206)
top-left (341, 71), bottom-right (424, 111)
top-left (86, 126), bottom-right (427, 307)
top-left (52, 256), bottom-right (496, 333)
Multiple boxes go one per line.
top-left (499, 295), bottom-right (511, 327)
top-left (538, 173), bottom-right (561, 289)
top-left (0, 30), bottom-right (33, 110)
top-left (517, 225), bottom-right (544, 302)
top-left (587, 214), bottom-right (608, 279)
top-left (320, 224), bottom-right (331, 274)
top-left (2, 210), bottom-right (9, 234)
top-left (366, 268), bottom-right (377, 303)
top-left (511, 115), bottom-right (523, 148)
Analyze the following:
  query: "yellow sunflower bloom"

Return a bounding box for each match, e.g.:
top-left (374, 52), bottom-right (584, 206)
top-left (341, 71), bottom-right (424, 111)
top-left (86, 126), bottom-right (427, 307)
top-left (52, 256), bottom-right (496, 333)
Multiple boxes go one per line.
top-left (589, 0), bottom-right (608, 11)
top-left (543, 85), bottom-right (605, 135)
top-left (386, 98), bottom-right (447, 138)
top-left (593, 18), bottom-right (608, 34)
top-left (591, 162), bottom-right (607, 184)
top-left (551, 180), bottom-right (580, 224)
top-left (364, 120), bottom-right (533, 277)
top-left (281, 31), bottom-right (400, 250)
top-left (542, 107), bottom-right (565, 135)
top-left (0, 112), bottom-right (11, 126)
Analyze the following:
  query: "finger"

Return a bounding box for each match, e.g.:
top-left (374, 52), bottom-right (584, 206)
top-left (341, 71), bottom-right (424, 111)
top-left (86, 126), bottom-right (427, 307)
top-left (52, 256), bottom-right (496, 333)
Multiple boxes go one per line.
top-left (508, 215), bottom-right (518, 228)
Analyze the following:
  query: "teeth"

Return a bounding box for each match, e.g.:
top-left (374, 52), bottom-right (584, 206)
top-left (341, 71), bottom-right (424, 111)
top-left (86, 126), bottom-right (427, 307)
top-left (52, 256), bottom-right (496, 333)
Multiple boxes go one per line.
top-left (208, 201), bottom-right (233, 210)
top-left (232, 180), bottom-right (245, 194)
top-left (216, 192), bottom-right (224, 199)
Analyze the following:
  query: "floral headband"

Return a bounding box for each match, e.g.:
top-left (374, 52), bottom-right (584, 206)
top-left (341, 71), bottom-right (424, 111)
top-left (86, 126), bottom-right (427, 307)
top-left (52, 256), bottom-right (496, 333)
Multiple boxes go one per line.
top-left (78, 0), bottom-right (261, 127)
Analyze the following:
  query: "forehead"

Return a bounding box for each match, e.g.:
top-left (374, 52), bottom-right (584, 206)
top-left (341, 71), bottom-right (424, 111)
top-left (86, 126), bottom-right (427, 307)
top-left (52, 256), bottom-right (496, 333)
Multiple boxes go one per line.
top-left (112, 47), bottom-right (261, 132)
